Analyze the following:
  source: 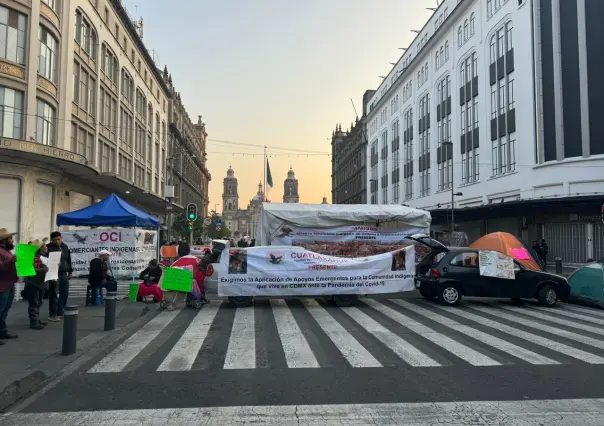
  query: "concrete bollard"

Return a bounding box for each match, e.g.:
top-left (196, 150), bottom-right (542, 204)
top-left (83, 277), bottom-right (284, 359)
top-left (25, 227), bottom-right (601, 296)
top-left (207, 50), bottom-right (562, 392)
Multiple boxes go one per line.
top-left (61, 305), bottom-right (78, 355)
top-left (104, 291), bottom-right (117, 331)
top-left (555, 257), bottom-right (563, 274)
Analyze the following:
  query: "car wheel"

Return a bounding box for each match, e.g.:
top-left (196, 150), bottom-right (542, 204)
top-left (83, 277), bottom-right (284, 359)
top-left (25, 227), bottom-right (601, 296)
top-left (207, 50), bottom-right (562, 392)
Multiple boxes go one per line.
top-left (538, 284), bottom-right (558, 307)
top-left (333, 295), bottom-right (357, 307)
top-left (419, 288), bottom-right (436, 300)
top-left (439, 285), bottom-right (462, 306)
top-left (228, 296), bottom-right (253, 308)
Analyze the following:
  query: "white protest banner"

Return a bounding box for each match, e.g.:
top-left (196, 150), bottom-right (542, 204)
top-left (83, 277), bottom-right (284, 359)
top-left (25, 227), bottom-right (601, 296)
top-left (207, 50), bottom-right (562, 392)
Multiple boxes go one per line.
top-left (60, 229), bottom-right (158, 279)
top-left (479, 250), bottom-right (515, 280)
top-left (218, 245), bottom-right (416, 297)
top-left (45, 251), bottom-right (62, 281)
top-left (270, 225), bottom-right (429, 260)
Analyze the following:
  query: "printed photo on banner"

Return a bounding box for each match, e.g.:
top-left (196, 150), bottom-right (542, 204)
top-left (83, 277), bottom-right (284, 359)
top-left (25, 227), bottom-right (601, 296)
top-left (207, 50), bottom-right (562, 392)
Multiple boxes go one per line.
top-left (60, 229), bottom-right (157, 278)
top-left (270, 225), bottom-right (428, 260)
top-left (218, 245), bottom-right (416, 297)
top-left (228, 249), bottom-right (248, 274)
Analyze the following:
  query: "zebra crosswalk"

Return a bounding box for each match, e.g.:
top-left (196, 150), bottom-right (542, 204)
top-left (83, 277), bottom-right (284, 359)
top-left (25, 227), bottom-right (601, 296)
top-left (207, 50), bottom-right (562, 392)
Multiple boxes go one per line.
top-left (86, 298), bottom-right (604, 374)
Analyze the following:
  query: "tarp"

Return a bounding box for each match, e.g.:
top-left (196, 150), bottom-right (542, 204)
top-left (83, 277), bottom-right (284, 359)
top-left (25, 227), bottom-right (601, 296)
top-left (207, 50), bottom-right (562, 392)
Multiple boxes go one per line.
top-left (255, 203), bottom-right (432, 246)
top-left (56, 193), bottom-right (160, 228)
top-left (469, 232), bottom-right (542, 271)
top-left (568, 262), bottom-right (604, 307)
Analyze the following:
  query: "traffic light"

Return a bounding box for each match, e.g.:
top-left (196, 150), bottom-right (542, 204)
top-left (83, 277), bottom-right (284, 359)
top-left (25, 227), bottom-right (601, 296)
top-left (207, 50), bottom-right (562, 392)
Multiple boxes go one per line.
top-left (186, 203), bottom-right (198, 221)
top-left (188, 221), bottom-right (194, 231)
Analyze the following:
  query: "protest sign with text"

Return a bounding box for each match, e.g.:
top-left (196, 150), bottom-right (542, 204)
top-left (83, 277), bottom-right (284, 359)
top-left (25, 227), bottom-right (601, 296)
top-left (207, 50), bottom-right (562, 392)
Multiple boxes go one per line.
top-left (218, 245), bottom-right (416, 297)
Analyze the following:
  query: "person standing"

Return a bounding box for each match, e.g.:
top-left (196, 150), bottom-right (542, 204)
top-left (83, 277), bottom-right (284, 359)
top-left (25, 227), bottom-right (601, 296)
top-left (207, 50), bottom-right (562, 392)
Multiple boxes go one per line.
top-left (0, 228), bottom-right (18, 343)
top-left (23, 240), bottom-right (49, 329)
top-left (46, 232), bottom-right (72, 321)
top-left (88, 250), bottom-right (112, 306)
top-left (539, 238), bottom-right (549, 268)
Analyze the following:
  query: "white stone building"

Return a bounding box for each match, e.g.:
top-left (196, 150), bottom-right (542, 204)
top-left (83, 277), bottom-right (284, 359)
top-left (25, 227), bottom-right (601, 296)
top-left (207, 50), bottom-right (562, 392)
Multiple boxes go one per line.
top-left (0, 0), bottom-right (172, 242)
top-left (365, 0), bottom-right (604, 264)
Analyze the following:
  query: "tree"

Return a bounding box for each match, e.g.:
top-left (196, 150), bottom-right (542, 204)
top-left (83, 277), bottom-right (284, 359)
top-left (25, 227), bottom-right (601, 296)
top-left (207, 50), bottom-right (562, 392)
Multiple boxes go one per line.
top-left (206, 211), bottom-right (231, 240)
top-left (172, 213), bottom-right (205, 240)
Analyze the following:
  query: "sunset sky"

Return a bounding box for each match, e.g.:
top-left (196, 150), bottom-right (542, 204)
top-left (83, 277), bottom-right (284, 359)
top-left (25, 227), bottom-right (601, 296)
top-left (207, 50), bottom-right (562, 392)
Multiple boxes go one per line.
top-left (133, 0), bottom-right (432, 211)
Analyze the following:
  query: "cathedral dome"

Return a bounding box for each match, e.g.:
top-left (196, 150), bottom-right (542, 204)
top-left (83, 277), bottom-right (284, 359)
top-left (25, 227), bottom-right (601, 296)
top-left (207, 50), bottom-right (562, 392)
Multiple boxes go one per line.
top-left (226, 165), bottom-right (234, 178)
top-left (252, 181), bottom-right (264, 201)
top-left (287, 167), bottom-right (295, 180)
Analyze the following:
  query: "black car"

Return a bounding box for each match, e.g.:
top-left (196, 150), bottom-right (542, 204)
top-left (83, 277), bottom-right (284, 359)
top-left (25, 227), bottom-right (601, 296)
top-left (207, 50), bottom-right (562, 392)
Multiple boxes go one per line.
top-left (408, 234), bottom-right (570, 307)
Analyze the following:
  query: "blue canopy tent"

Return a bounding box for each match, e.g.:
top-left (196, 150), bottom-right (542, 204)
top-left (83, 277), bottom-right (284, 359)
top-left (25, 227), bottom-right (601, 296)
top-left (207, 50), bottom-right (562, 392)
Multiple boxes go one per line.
top-left (56, 193), bottom-right (159, 228)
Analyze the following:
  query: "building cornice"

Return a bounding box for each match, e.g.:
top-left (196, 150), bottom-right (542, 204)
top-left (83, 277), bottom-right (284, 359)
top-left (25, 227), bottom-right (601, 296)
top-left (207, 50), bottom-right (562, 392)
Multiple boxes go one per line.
top-left (366, 0), bottom-right (470, 119)
top-left (108, 0), bottom-right (170, 97)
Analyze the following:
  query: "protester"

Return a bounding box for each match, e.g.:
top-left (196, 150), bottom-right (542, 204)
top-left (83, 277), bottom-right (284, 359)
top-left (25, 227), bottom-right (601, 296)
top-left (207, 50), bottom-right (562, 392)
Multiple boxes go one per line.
top-left (137, 259), bottom-right (164, 302)
top-left (195, 256), bottom-right (210, 304)
top-left (0, 228), bottom-right (18, 343)
top-left (177, 242), bottom-right (190, 258)
top-left (88, 250), bottom-right (112, 306)
top-left (23, 240), bottom-right (49, 330)
top-left (46, 231), bottom-right (73, 321)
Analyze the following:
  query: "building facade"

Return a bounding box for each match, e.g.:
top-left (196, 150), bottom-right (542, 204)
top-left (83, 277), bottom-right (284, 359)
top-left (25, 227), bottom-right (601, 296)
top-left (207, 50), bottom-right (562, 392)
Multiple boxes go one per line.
top-left (163, 66), bottom-right (211, 235)
top-left (221, 166), bottom-right (265, 237)
top-left (0, 0), bottom-right (178, 242)
top-left (282, 167), bottom-right (299, 203)
top-left (364, 0), bottom-right (604, 264)
top-left (332, 90), bottom-right (373, 205)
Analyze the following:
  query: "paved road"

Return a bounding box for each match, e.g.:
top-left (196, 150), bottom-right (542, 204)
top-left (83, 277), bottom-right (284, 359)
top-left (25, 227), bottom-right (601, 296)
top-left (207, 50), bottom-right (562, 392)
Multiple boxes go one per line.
top-left (5, 296), bottom-right (604, 424)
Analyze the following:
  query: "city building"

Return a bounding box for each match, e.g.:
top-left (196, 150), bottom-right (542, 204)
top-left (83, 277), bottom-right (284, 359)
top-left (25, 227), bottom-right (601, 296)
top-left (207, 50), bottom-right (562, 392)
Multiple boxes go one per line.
top-left (0, 0), bottom-right (182, 242)
top-left (282, 167), bottom-right (299, 203)
top-left (163, 65), bottom-right (211, 236)
top-left (364, 0), bottom-right (604, 264)
top-left (221, 166), bottom-right (265, 237)
top-left (331, 90), bottom-right (374, 204)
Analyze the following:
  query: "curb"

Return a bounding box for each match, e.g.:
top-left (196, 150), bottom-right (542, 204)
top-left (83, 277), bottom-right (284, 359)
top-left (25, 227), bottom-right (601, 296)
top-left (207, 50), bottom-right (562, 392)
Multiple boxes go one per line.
top-left (2, 305), bottom-right (159, 413)
top-left (0, 371), bottom-right (48, 413)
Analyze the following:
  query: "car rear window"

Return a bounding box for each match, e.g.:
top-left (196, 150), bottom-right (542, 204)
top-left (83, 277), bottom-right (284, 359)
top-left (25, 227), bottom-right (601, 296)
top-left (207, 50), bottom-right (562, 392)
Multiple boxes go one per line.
top-left (450, 252), bottom-right (479, 268)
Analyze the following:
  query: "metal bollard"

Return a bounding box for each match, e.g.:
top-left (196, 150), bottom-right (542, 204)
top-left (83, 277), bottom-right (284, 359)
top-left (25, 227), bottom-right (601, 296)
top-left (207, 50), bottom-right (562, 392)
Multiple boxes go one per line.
top-left (104, 291), bottom-right (117, 331)
top-left (61, 305), bottom-right (78, 355)
top-left (555, 257), bottom-right (563, 274)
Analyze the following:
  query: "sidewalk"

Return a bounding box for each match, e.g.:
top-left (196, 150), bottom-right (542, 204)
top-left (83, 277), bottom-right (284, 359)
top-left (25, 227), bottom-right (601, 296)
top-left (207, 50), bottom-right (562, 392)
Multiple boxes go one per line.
top-left (0, 294), bottom-right (157, 412)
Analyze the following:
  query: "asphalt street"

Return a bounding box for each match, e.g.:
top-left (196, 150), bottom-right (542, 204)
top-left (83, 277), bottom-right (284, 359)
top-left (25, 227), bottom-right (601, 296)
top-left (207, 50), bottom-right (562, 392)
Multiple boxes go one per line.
top-left (5, 295), bottom-right (604, 424)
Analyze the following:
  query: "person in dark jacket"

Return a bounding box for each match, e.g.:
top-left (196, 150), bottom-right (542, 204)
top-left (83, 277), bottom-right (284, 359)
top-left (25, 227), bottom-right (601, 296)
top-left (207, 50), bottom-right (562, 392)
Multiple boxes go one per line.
top-left (88, 250), bottom-right (112, 306)
top-left (539, 238), bottom-right (549, 268)
top-left (46, 231), bottom-right (72, 321)
top-left (0, 228), bottom-right (19, 343)
top-left (23, 240), bottom-right (49, 329)
top-left (177, 242), bottom-right (190, 258)
top-left (139, 259), bottom-right (163, 284)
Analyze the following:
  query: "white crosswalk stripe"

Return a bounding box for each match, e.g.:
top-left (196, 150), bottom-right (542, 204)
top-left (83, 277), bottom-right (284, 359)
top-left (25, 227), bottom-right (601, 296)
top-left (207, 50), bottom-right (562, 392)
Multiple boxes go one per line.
top-left (563, 304), bottom-right (604, 318)
top-left (86, 299), bottom-right (604, 373)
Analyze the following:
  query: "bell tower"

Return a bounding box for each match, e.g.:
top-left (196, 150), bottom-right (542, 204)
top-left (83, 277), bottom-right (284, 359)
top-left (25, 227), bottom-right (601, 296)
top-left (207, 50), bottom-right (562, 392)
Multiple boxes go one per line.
top-left (283, 167), bottom-right (299, 203)
top-left (222, 165), bottom-right (238, 214)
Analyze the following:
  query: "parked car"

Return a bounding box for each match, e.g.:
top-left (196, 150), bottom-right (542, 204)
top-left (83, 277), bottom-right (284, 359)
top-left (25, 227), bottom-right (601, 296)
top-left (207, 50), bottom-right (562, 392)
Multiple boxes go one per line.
top-left (408, 234), bottom-right (570, 307)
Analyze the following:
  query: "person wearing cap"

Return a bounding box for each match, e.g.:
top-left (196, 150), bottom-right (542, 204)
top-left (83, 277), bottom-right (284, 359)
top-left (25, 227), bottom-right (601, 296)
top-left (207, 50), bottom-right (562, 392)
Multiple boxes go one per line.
top-left (0, 228), bottom-right (19, 342)
top-left (23, 240), bottom-right (49, 330)
top-left (47, 231), bottom-right (73, 321)
top-left (88, 250), bottom-right (111, 306)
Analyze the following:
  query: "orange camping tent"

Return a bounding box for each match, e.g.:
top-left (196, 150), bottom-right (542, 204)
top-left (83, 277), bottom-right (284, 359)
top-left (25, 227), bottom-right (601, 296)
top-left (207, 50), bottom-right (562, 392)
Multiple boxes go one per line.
top-left (469, 232), bottom-right (542, 271)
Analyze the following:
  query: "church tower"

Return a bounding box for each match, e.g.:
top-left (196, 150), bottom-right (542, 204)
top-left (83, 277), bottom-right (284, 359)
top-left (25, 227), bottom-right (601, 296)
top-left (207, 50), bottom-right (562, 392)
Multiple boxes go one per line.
top-left (283, 167), bottom-right (299, 203)
top-left (222, 165), bottom-right (239, 214)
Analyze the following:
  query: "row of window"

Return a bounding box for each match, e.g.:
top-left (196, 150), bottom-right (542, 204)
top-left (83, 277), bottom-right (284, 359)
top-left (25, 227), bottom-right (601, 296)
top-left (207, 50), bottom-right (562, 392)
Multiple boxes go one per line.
top-left (0, 86), bottom-right (55, 145)
top-left (457, 13), bottom-right (476, 48)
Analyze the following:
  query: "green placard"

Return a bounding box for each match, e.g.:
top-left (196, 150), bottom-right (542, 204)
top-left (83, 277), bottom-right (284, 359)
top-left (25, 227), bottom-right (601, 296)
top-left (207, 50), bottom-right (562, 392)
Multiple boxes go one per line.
top-left (15, 244), bottom-right (39, 277)
top-left (128, 283), bottom-right (140, 302)
top-left (161, 267), bottom-right (193, 293)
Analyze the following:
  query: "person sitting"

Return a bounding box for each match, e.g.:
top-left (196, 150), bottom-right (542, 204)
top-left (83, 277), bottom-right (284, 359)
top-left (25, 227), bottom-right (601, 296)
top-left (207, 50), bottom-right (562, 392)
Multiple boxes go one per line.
top-left (137, 259), bottom-right (164, 302)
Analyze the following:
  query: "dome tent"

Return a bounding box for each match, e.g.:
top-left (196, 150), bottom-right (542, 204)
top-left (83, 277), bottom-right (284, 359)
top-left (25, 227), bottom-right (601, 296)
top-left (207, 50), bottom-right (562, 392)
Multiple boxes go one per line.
top-left (568, 261), bottom-right (604, 307)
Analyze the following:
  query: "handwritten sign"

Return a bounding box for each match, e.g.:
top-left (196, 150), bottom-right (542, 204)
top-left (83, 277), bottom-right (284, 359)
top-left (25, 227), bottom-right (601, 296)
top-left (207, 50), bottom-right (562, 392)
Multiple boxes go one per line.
top-left (160, 267), bottom-right (193, 293)
top-left (15, 244), bottom-right (38, 277)
top-left (45, 251), bottom-right (62, 281)
top-left (479, 250), bottom-right (514, 280)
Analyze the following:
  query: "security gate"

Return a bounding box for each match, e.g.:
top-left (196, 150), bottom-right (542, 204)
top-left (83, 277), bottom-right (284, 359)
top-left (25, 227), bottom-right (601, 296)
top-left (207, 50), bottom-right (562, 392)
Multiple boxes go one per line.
top-left (542, 223), bottom-right (587, 265)
top-left (593, 223), bottom-right (604, 262)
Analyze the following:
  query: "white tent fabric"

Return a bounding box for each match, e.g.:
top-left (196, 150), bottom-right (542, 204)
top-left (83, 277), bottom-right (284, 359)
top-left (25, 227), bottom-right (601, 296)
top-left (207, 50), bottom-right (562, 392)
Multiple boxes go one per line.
top-left (255, 203), bottom-right (432, 245)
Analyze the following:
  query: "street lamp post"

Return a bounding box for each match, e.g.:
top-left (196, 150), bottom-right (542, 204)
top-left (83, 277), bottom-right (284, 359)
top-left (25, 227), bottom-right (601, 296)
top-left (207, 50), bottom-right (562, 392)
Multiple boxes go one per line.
top-left (442, 141), bottom-right (463, 235)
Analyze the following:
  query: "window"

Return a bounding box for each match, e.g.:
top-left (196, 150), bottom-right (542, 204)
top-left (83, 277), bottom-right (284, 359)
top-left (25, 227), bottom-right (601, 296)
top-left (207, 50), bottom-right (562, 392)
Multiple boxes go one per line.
top-left (0, 86), bottom-right (24, 138)
top-left (444, 41), bottom-right (450, 61)
top-left (470, 13), bottom-right (475, 36)
top-left (98, 141), bottom-right (116, 173)
top-left (460, 52), bottom-right (479, 184)
top-left (99, 87), bottom-right (117, 138)
top-left (380, 130), bottom-right (388, 204)
top-left (458, 26), bottom-right (462, 46)
top-left (121, 69), bottom-right (134, 104)
top-left (488, 0), bottom-right (509, 18)
top-left (436, 76), bottom-right (452, 191)
top-left (370, 139), bottom-right (378, 204)
top-left (450, 252), bottom-right (479, 268)
top-left (73, 62), bottom-right (96, 116)
top-left (71, 123), bottom-right (94, 160)
top-left (490, 20), bottom-right (516, 176)
top-left (101, 44), bottom-right (119, 84)
top-left (392, 121), bottom-right (400, 204)
top-left (75, 9), bottom-right (97, 60)
top-left (0, 6), bottom-right (27, 65)
top-left (103, 7), bottom-right (109, 23)
top-left (435, 51), bottom-right (440, 69)
top-left (119, 154), bottom-right (132, 180)
top-left (42, 0), bottom-right (58, 13)
top-left (418, 94), bottom-right (431, 197)
top-left (464, 20), bottom-right (469, 41)
top-left (120, 107), bottom-right (133, 150)
top-left (403, 108), bottom-right (414, 200)
top-left (38, 26), bottom-right (57, 82)
top-left (35, 99), bottom-right (55, 145)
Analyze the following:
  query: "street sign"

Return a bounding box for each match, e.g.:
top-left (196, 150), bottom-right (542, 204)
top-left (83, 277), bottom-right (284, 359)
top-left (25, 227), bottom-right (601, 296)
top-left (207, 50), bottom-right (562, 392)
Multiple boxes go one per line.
top-left (216, 219), bottom-right (222, 226)
top-left (216, 225), bottom-right (222, 232)
top-left (186, 203), bottom-right (198, 221)
top-left (204, 217), bottom-right (211, 226)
